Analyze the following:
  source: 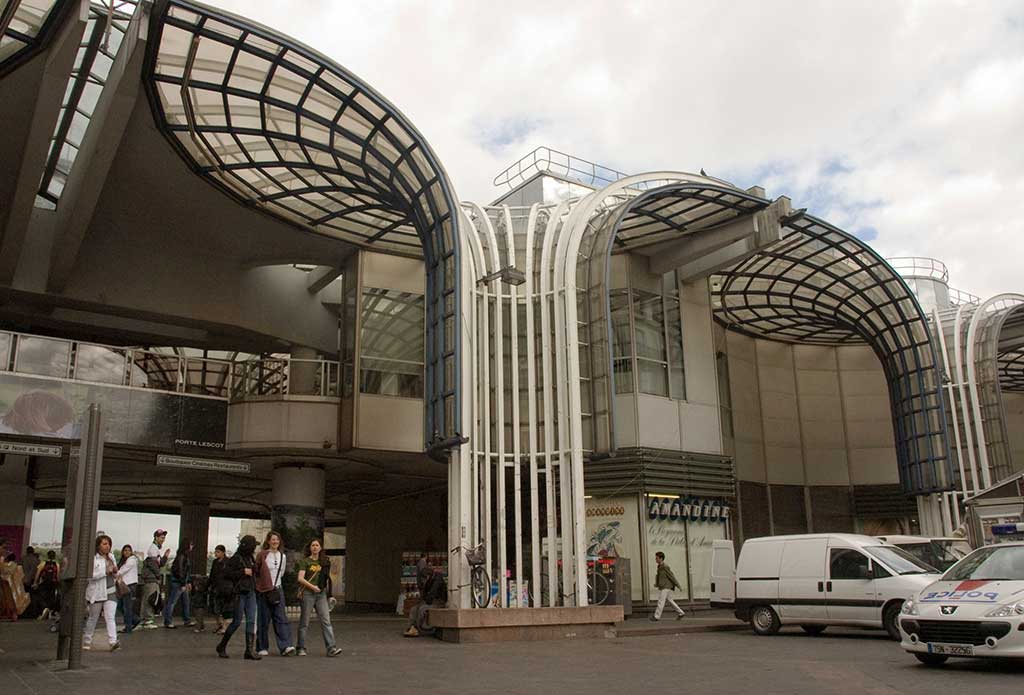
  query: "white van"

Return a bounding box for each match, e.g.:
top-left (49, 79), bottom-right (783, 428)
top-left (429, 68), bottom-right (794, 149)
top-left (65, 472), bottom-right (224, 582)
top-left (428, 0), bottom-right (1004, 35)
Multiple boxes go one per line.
top-left (710, 534), bottom-right (940, 638)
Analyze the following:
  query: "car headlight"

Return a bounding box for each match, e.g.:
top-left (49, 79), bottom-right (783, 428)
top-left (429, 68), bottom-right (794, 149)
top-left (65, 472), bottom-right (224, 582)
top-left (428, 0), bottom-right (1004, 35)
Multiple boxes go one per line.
top-left (984, 601), bottom-right (1024, 618)
top-left (902, 599), bottom-right (918, 616)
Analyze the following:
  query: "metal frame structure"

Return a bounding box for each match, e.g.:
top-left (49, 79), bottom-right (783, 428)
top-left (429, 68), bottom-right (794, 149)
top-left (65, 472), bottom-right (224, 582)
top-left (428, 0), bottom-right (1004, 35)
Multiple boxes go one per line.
top-left (713, 212), bottom-right (953, 495)
top-left (142, 0), bottom-right (461, 445)
top-left (0, 0), bottom-right (65, 76)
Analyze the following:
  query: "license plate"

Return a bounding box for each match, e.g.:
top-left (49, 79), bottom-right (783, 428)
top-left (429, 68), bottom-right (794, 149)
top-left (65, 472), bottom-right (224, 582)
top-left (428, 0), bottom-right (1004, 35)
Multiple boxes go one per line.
top-left (927, 642), bottom-right (974, 656)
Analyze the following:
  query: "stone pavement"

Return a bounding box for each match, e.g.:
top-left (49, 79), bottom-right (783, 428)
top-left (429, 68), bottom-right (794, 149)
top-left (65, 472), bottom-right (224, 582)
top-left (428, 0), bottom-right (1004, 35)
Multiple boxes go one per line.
top-left (2, 613), bottom-right (1021, 694)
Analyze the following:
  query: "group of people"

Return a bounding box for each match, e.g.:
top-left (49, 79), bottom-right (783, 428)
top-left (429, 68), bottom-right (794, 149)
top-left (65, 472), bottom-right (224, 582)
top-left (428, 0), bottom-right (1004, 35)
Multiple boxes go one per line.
top-left (1, 542), bottom-right (60, 621)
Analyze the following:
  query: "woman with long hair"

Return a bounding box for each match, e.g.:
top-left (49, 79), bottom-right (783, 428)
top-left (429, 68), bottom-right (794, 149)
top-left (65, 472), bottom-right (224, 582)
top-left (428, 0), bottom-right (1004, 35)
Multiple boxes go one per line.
top-left (295, 539), bottom-right (341, 657)
top-left (83, 534), bottom-right (120, 651)
top-left (254, 531), bottom-right (295, 656)
top-left (216, 535), bottom-right (259, 659)
top-left (116, 544), bottom-right (140, 634)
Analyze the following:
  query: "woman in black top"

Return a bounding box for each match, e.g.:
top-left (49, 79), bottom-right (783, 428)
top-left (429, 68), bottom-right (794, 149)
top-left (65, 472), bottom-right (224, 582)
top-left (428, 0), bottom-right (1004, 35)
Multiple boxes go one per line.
top-left (216, 535), bottom-right (260, 660)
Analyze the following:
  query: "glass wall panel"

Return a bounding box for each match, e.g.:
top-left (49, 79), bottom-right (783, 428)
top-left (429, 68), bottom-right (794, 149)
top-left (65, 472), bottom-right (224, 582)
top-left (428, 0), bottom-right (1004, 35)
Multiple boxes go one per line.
top-left (665, 272), bottom-right (686, 400)
top-left (610, 290), bottom-right (633, 394)
top-left (75, 344), bottom-right (125, 385)
top-left (0, 332), bottom-right (12, 370)
top-left (359, 287), bottom-right (425, 398)
top-left (15, 336), bottom-right (70, 377)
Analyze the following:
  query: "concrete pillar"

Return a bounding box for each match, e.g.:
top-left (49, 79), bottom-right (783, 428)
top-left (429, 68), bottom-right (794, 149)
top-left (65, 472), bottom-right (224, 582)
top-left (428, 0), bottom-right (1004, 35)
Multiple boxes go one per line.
top-left (179, 500), bottom-right (210, 576)
top-left (290, 346), bottom-right (319, 395)
top-left (0, 454), bottom-right (34, 559)
top-left (271, 464), bottom-right (325, 601)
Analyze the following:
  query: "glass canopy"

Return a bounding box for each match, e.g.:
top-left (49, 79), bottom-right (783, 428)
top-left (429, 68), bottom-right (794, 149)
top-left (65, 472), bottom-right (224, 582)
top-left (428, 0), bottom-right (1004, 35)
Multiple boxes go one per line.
top-left (0, 0), bottom-right (59, 70)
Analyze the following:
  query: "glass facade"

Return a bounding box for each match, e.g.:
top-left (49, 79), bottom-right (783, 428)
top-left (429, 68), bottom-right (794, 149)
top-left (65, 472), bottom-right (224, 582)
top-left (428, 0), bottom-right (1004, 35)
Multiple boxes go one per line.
top-left (359, 288), bottom-right (425, 398)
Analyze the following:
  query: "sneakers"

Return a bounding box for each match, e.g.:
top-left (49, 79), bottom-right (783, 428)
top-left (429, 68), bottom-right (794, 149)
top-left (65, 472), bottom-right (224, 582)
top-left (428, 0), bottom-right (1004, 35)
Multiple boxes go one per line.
top-left (327, 646), bottom-right (342, 657)
top-left (676, 612), bottom-right (686, 620)
top-left (142, 621), bottom-right (159, 630)
top-left (403, 626), bottom-right (419, 638)
top-left (648, 615), bottom-right (659, 622)
top-left (327, 597), bottom-right (337, 611)
top-left (257, 649), bottom-right (269, 656)
top-left (164, 623), bottom-right (176, 629)
top-left (109, 641), bottom-right (121, 652)
top-left (281, 646), bottom-right (296, 656)
top-left (183, 620), bottom-right (197, 627)
top-left (82, 642), bottom-right (91, 651)
top-left (296, 648), bottom-right (308, 656)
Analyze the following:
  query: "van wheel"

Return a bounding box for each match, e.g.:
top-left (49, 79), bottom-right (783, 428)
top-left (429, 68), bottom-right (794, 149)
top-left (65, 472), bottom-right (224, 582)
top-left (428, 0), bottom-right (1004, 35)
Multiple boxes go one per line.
top-left (800, 624), bottom-right (827, 636)
top-left (750, 606), bottom-right (780, 636)
top-left (914, 653), bottom-right (948, 667)
top-left (882, 602), bottom-right (902, 641)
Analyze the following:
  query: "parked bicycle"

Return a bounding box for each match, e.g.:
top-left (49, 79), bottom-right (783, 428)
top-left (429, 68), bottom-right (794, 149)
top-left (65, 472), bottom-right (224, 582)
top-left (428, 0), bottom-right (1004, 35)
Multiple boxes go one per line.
top-left (450, 543), bottom-right (491, 608)
top-left (534, 558), bottom-right (610, 606)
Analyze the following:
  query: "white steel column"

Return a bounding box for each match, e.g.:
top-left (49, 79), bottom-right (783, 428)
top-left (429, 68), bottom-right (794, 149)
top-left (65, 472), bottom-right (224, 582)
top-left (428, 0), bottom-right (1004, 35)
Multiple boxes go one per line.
top-left (523, 204), bottom-right (542, 606)
top-left (933, 308), bottom-right (969, 499)
top-left (502, 206), bottom-right (524, 605)
top-left (952, 304), bottom-right (981, 493)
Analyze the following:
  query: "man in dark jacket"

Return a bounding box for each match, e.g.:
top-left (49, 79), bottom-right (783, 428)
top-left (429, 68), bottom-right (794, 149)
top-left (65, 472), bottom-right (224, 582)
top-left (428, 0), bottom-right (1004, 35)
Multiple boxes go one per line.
top-left (140, 529), bottom-right (170, 629)
top-left (650, 551), bottom-right (685, 621)
top-left (403, 561), bottom-right (447, 638)
top-left (163, 539), bottom-right (196, 628)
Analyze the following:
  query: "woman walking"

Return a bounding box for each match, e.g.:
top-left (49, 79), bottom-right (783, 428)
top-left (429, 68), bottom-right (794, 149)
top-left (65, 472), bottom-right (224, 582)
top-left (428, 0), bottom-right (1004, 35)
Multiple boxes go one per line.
top-left (207, 544), bottom-right (231, 634)
top-left (295, 539), bottom-right (341, 657)
top-left (255, 531), bottom-right (295, 656)
top-left (83, 534), bottom-right (120, 651)
top-left (216, 535), bottom-right (259, 659)
top-left (116, 544), bottom-right (140, 634)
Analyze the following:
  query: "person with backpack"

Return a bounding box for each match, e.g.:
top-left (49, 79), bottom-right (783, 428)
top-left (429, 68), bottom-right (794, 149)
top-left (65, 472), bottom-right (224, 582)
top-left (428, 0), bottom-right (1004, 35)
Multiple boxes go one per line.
top-left (34, 550), bottom-right (60, 620)
top-left (116, 544), bottom-right (140, 634)
top-left (83, 534), bottom-right (120, 651)
top-left (140, 529), bottom-right (169, 629)
top-left (295, 539), bottom-right (341, 657)
top-left (163, 538), bottom-right (196, 628)
top-left (254, 531), bottom-right (295, 656)
top-left (216, 535), bottom-right (259, 659)
top-left (207, 544), bottom-right (232, 634)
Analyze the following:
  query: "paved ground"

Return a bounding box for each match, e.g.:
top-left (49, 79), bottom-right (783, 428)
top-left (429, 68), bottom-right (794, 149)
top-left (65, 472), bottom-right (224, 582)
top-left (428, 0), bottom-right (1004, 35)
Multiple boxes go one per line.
top-left (1, 614), bottom-right (1021, 694)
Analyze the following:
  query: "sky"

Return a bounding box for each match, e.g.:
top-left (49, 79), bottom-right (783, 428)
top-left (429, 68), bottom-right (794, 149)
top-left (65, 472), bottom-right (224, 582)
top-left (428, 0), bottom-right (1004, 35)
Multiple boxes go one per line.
top-left (200, 0), bottom-right (1024, 299)
top-left (30, 509), bottom-right (241, 555)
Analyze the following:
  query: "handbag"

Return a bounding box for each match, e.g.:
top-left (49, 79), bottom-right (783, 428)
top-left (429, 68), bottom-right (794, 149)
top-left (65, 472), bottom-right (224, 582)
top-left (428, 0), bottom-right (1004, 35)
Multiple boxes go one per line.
top-left (260, 551), bottom-right (284, 606)
top-left (115, 578), bottom-right (130, 598)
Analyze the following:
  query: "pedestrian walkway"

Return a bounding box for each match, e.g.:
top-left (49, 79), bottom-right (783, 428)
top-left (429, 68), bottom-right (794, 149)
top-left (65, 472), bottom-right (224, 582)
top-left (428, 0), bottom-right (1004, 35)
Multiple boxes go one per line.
top-left (614, 608), bottom-right (744, 638)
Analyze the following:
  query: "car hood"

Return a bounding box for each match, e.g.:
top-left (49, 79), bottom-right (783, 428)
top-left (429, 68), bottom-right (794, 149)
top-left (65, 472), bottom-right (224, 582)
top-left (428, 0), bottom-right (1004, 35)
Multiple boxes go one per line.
top-left (914, 579), bottom-right (1024, 618)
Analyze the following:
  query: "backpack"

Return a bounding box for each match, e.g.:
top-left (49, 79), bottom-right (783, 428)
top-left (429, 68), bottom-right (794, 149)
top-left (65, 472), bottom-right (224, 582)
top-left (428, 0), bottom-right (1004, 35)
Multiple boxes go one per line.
top-left (39, 561), bottom-right (58, 585)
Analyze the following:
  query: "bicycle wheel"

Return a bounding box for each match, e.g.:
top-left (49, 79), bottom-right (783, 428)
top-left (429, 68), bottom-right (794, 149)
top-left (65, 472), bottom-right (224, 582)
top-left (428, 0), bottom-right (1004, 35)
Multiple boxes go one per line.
top-left (470, 566), bottom-right (491, 608)
top-left (588, 571), bottom-right (610, 605)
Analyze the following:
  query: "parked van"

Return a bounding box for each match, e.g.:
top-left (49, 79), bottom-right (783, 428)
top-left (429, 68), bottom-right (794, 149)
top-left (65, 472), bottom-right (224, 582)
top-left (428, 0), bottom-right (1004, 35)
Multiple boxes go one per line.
top-left (710, 534), bottom-right (940, 639)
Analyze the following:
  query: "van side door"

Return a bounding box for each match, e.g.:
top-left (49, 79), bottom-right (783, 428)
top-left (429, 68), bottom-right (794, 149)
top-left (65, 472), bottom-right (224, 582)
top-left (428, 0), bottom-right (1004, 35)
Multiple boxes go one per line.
top-left (777, 538), bottom-right (829, 621)
top-left (826, 545), bottom-right (879, 623)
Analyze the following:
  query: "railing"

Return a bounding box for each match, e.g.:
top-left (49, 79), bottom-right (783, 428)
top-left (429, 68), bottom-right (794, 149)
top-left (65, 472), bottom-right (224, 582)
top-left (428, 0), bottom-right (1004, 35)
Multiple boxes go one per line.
top-left (0, 330), bottom-right (340, 401)
top-left (948, 287), bottom-right (981, 306)
top-left (886, 257), bottom-right (950, 283)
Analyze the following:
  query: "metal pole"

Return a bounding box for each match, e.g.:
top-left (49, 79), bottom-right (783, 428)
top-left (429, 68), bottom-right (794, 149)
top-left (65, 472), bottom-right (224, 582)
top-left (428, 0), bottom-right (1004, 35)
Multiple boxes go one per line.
top-left (64, 404), bottom-right (104, 670)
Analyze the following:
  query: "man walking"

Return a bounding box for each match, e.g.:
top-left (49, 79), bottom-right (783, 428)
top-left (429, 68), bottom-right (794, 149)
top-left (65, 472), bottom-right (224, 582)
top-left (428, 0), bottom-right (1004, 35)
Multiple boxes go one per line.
top-left (140, 529), bottom-right (170, 629)
top-left (163, 538), bottom-right (196, 628)
top-left (650, 551), bottom-right (686, 622)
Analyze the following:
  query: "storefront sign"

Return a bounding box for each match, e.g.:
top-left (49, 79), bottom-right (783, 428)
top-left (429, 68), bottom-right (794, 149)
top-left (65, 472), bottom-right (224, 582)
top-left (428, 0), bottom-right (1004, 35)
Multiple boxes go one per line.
top-left (0, 440), bottom-right (63, 457)
top-left (647, 496), bottom-right (729, 523)
top-left (155, 454), bottom-right (250, 473)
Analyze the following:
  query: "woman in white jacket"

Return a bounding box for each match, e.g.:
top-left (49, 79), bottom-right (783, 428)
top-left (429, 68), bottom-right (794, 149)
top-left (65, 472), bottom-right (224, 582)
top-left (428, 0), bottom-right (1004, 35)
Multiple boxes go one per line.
top-left (83, 534), bottom-right (120, 651)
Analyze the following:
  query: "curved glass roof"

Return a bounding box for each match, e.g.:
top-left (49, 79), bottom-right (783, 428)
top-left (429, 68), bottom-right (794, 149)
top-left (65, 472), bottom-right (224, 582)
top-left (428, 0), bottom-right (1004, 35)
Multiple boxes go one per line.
top-left (145, 0), bottom-right (462, 442)
top-left (713, 212), bottom-right (952, 494)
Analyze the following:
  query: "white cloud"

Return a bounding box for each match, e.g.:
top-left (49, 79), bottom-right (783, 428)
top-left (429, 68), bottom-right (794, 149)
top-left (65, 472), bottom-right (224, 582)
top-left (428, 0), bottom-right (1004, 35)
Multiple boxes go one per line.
top-left (206, 0), bottom-right (1024, 298)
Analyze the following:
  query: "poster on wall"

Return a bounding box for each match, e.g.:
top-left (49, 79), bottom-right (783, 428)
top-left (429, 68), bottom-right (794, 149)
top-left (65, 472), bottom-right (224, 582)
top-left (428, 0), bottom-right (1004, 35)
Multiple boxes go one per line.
top-left (585, 495), bottom-right (643, 602)
top-left (645, 496), bottom-right (731, 602)
top-left (0, 373), bottom-right (226, 453)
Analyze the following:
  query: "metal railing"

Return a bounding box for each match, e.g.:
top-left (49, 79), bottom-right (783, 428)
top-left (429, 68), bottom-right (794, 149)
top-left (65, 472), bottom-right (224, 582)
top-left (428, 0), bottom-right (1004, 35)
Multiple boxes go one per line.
top-left (0, 330), bottom-right (340, 401)
top-left (886, 256), bottom-right (950, 283)
top-left (948, 287), bottom-right (981, 306)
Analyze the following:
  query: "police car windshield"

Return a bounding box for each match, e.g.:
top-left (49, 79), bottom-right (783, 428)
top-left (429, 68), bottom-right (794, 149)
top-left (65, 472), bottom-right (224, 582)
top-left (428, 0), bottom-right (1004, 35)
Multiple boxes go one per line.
top-left (865, 546), bottom-right (937, 574)
top-left (942, 546), bottom-right (1024, 582)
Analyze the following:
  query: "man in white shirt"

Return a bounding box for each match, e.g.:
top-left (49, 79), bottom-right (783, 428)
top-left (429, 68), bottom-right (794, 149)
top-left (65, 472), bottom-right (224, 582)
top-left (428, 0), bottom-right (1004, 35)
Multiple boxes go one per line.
top-left (139, 530), bottom-right (170, 629)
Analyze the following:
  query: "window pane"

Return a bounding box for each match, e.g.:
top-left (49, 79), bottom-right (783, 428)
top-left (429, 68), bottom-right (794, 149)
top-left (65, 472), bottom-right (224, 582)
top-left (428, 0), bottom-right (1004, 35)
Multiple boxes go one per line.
top-left (15, 336), bottom-right (70, 377)
top-left (633, 290), bottom-right (665, 361)
top-left (360, 357), bottom-right (424, 398)
top-left (75, 344), bottom-right (125, 384)
top-left (613, 358), bottom-right (633, 394)
top-left (829, 548), bottom-right (870, 580)
top-left (637, 358), bottom-right (668, 397)
top-left (360, 288), bottom-right (425, 363)
top-left (667, 298), bottom-right (685, 400)
top-left (610, 290), bottom-right (631, 359)
top-left (0, 332), bottom-right (11, 369)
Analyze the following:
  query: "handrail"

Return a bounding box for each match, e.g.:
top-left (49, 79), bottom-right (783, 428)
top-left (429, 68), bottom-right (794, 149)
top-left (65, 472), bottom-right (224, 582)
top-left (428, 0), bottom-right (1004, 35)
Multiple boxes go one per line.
top-left (886, 256), bottom-right (950, 283)
top-left (0, 329), bottom-right (340, 401)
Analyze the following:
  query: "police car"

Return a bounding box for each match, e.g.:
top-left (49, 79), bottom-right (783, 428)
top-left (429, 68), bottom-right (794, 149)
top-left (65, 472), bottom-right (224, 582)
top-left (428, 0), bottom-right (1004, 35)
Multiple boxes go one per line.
top-left (898, 538), bottom-right (1024, 666)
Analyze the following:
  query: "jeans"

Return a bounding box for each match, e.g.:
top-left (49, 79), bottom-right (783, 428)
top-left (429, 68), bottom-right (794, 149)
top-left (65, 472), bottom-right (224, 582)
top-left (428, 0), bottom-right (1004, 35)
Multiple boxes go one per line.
top-left (297, 590), bottom-right (336, 650)
top-left (225, 591), bottom-right (257, 637)
top-left (257, 587), bottom-right (292, 652)
top-left (118, 584), bottom-right (137, 632)
top-left (84, 600), bottom-right (117, 645)
top-left (140, 582), bottom-right (159, 622)
top-left (163, 580), bottom-right (191, 625)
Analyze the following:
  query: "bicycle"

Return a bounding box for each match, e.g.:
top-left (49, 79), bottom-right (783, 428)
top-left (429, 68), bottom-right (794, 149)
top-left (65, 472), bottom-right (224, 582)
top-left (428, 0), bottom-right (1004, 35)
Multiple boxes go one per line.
top-left (450, 543), bottom-right (491, 608)
top-left (534, 558), bottom-right (611, 606)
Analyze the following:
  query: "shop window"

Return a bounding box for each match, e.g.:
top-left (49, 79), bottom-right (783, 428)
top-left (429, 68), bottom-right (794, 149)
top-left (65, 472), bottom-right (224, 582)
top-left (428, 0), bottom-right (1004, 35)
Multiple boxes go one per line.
top-left (359, 287), bottom-right (425, 398)
top-left (610, 290), bottom-right (633, 394)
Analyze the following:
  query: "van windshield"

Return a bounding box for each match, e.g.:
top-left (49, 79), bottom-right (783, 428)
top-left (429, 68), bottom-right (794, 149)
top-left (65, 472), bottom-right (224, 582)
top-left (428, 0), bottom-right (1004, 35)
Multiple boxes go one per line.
top-left (864, 546), bottom-right (937, 575)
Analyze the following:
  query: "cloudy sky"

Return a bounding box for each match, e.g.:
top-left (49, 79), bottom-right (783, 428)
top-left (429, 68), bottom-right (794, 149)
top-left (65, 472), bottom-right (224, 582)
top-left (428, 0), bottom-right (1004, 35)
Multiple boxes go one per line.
top-left (202, 0), bottom-right (1024, 299)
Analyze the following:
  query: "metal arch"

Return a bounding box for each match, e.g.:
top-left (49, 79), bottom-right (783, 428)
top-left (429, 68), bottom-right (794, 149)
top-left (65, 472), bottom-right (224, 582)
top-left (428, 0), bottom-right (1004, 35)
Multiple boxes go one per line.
top-left (714, 213), bottom-right (953, 495)
top-left (142, 0), bottom-right (461, 446)
top-left (964, 294), bottom-right (1024, 487)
